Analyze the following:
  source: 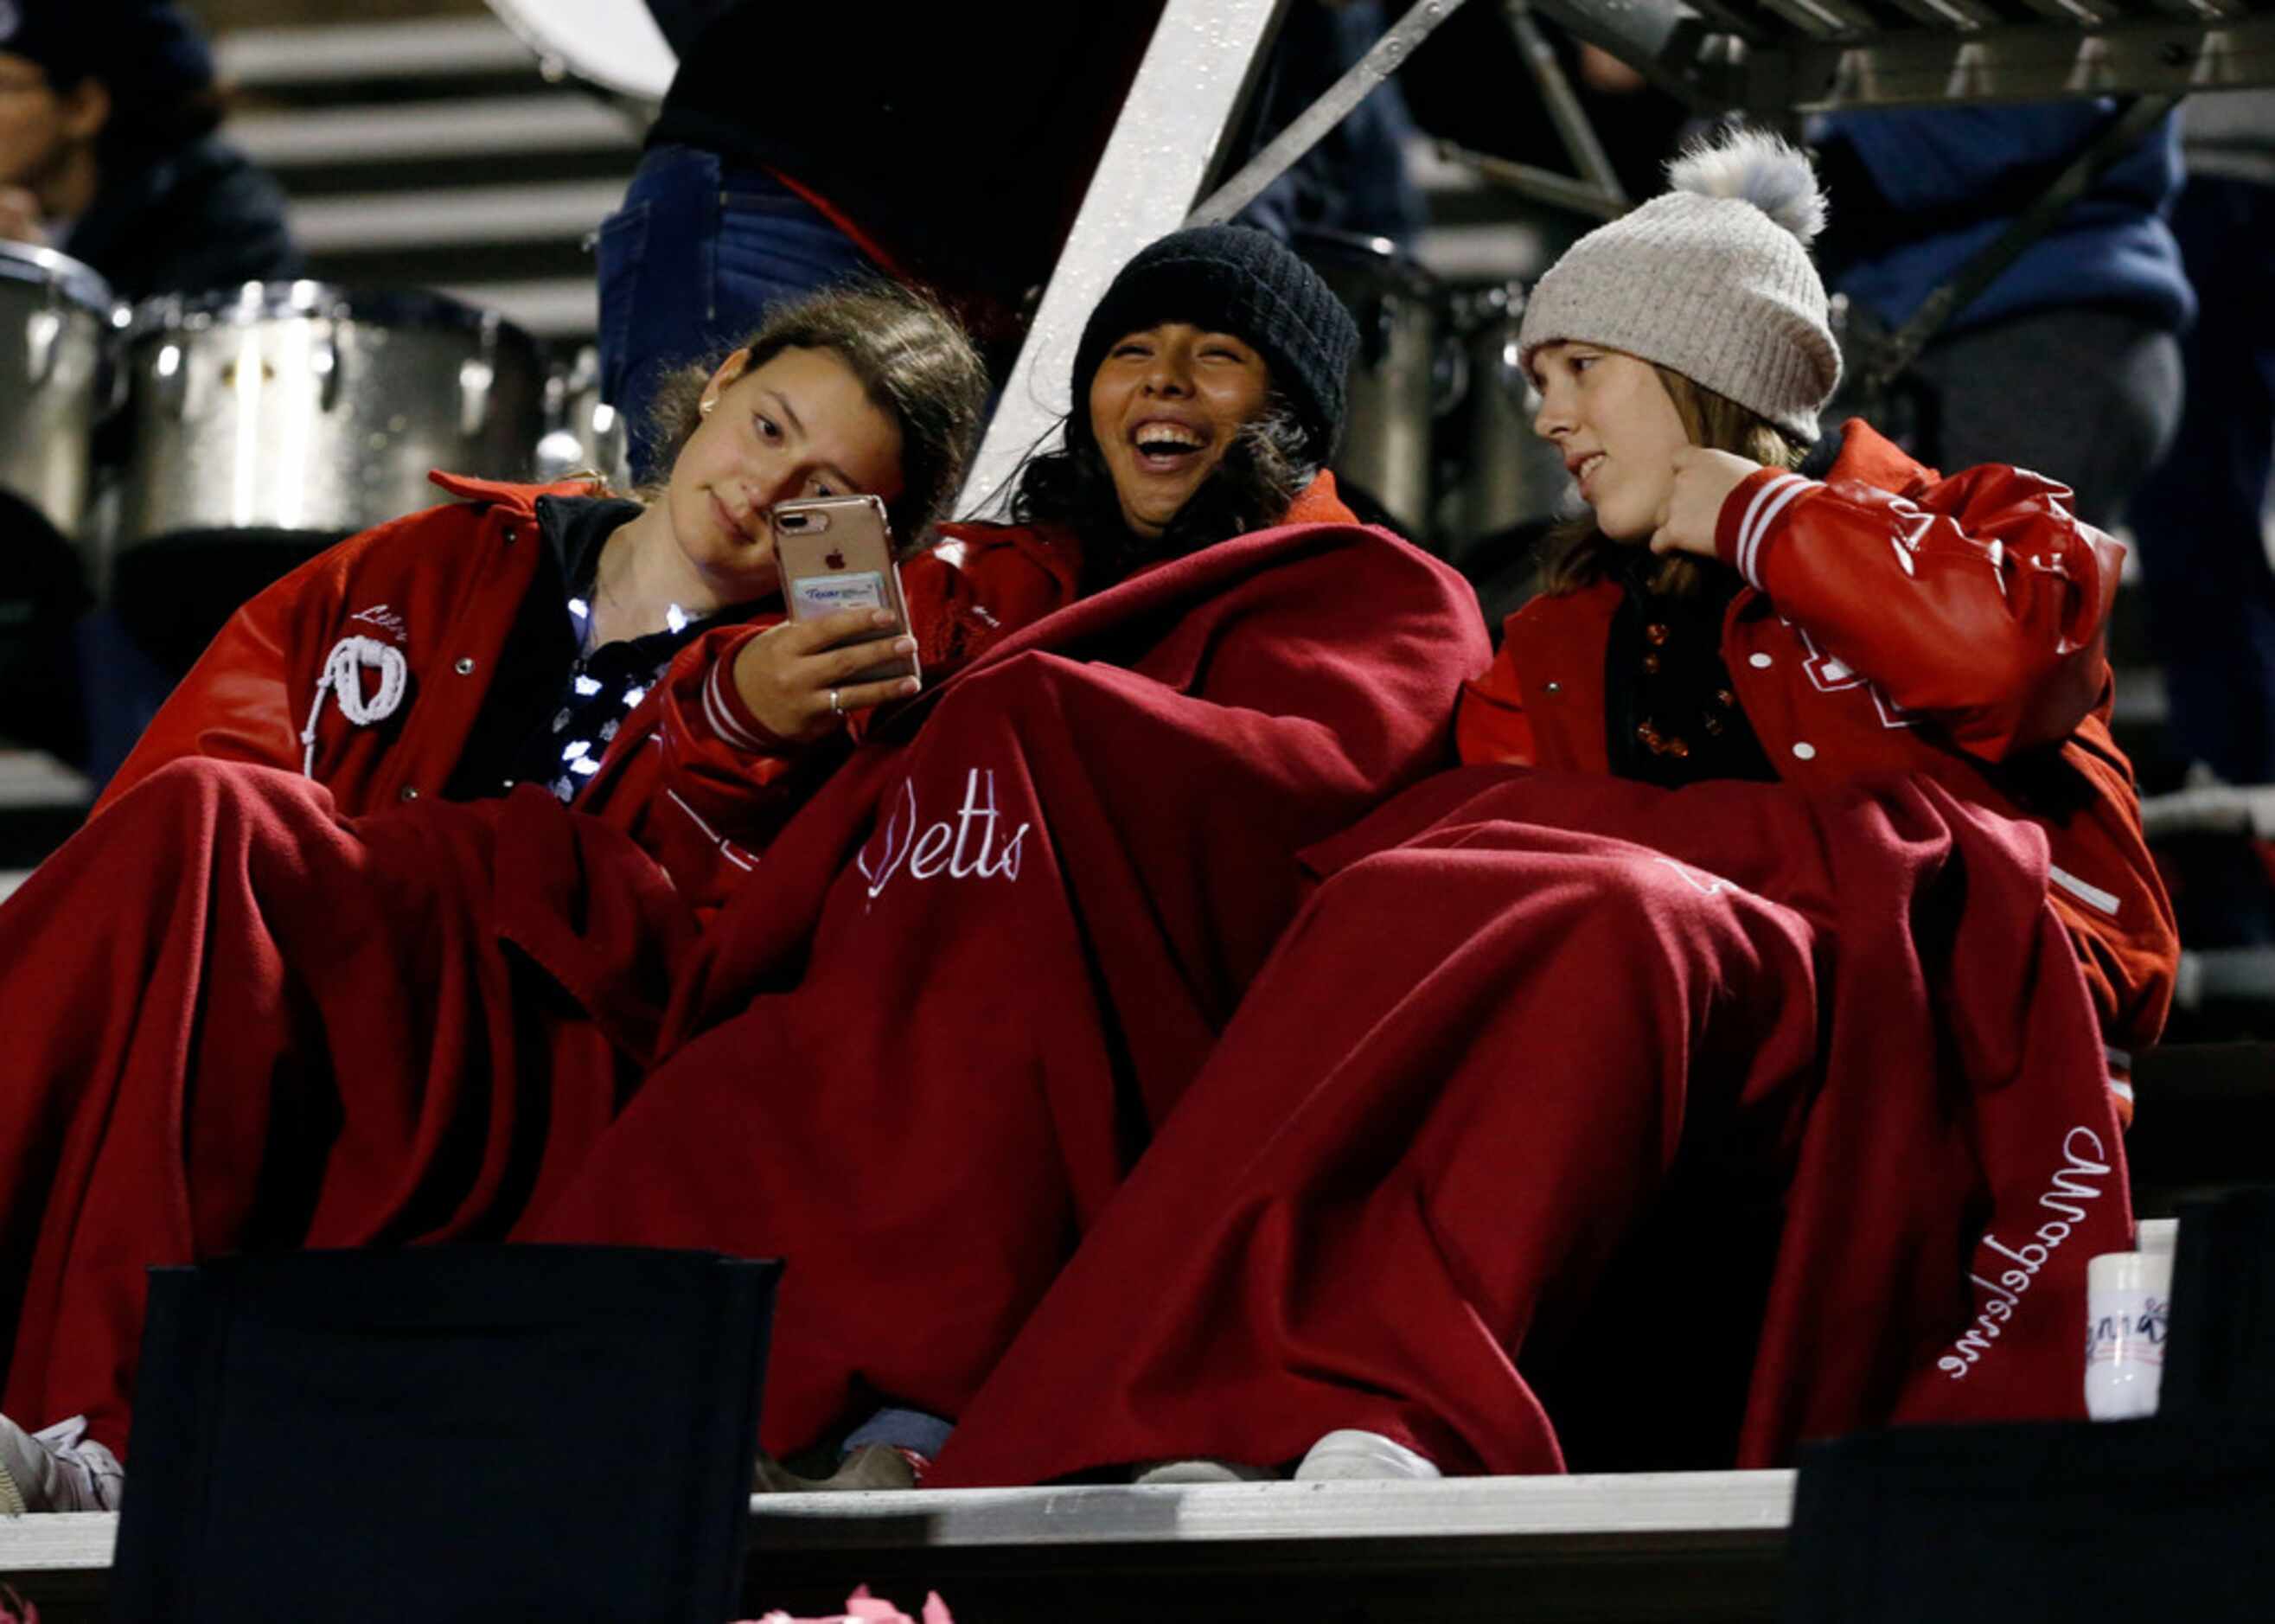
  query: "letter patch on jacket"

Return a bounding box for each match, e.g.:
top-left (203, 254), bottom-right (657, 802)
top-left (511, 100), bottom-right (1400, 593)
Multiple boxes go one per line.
top-left (1786, 620), bottom-right (1919, 730)
top-left (348, 604), bottom-right (410, 644)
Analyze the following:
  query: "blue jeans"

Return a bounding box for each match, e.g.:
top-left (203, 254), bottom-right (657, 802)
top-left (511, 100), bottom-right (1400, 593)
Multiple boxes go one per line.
top-left (595, 145), bottom-right (880, 483)
top-left (2126, 176), bottom-right (2275, 785)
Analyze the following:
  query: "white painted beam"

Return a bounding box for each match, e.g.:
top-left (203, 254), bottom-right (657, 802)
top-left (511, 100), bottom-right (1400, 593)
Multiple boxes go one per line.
top-left (954, 0), bottom-right (1291, 519)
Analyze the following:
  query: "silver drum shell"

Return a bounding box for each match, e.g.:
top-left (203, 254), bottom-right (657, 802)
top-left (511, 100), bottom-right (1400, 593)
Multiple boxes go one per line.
top-left (1296, 230), bottom-right (1442, 537)
top-left (108, 283), bottom-right (546, 565)
top-left (1449, 281), bottom-right (1569, 557)
top-left (0, 241), bottom-right (118, 540)
top-left (536, 344), bottom-right (631, 491)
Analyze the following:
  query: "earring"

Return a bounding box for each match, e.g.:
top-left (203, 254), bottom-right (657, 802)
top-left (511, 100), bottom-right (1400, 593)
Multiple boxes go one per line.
top-left (700, 398), bottom-right (715, 417)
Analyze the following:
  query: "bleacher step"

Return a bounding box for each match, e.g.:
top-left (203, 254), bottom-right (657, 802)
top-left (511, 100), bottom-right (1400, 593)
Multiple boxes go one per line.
top-left (215, 16), bottom-right (535, 87)
top-left (0, 1471), bottom-right (1795, 1622)
top-left (228, 95), bottom-right (637, 169)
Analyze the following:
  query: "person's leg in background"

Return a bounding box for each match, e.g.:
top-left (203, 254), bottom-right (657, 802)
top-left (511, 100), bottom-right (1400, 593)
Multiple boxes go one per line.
top-left (73, 611), bottom-right (175, 786)
top-left (1908, 304), bottom-right (2184, 532)
top-left (2125, 176), bottom-right (2275, 789)
top-left (596, 145), bottom-right (881, 484)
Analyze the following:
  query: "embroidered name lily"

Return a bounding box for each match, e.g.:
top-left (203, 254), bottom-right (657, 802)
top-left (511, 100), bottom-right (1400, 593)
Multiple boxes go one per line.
top-left (1939, 1125), bottom-right (2113, 1379)
top-left (858, 769), bottom-right (1032, 902)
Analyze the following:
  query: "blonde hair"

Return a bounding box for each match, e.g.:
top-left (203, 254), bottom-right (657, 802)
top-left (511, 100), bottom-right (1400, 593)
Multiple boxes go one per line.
top-left (1539, 364), bottom-right (1805, 598)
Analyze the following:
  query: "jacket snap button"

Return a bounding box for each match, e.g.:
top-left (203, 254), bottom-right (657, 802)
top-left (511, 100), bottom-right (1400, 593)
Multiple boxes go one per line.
top-left (1543, 681), bottom-right (1562, 694)
top-left (399, 784), bottom-right (420, 802)
top-left (1791, 742), bottom-right (1817, 761)
top-left (1749, 652), bottom-right (1773, 668)
top-left (455, 656), bottom-right (476, 675)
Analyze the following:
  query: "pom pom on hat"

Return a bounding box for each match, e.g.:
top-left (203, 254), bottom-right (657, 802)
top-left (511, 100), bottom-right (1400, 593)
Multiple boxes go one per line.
top-left (1516, 124), bottom-right (1842, 443)
top-left (1665, 127), bottom-right (1828, 246)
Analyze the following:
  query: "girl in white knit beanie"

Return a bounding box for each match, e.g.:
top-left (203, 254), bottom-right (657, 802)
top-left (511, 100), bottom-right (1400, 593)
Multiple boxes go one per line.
top-left (1460, 130), bottom-right (2169, 1073)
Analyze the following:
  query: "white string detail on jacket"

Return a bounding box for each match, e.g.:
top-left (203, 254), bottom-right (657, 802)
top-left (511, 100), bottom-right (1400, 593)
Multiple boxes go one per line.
top-left (301, 635), bottom-right (410, 776)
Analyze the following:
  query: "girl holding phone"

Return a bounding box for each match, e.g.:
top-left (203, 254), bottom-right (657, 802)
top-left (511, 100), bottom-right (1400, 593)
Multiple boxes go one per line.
top-left (0, 285), bottom-right (1029, 1512)
top-left (100, 283), bottom-right (998, 887)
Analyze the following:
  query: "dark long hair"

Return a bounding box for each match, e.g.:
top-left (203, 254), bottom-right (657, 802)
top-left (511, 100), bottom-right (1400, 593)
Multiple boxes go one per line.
top-left (1006, 395), bottom-right (1319, 591)
top-left (643, 280), bottom-right (988, 552)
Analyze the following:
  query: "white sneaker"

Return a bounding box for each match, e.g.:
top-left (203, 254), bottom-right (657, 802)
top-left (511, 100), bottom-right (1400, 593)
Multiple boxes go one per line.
top-left (1292, 1429), bottom-right (1441, 1482)
top-left (0, 1415), bottom-right (125, 1514)
top-left (1130, 1457), bottom-right (1276, 1486)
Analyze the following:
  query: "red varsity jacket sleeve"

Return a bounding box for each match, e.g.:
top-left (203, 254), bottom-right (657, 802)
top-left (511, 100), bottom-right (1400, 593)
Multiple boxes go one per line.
top-left (614, 623), bottom-right (810, 902)
top-left (1715, 457), bottom-right (2124, 763)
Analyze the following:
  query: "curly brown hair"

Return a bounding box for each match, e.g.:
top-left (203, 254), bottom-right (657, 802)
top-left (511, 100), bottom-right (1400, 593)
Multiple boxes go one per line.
top-left (1538, 364), bottom-right (1805, 598)
top-left (642, 281), bottom-right (987, 554)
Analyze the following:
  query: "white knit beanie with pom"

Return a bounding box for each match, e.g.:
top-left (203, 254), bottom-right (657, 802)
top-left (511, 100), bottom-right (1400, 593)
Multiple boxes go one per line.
top-left (1517, 127), bottom-right (1841, 444)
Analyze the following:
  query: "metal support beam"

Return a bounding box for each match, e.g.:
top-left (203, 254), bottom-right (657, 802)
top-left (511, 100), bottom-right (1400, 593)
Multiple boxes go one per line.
top-left (1768, 14), bottom-right (2275, 109)
top-left (1527, 0), bottom-right (1744, 107)
top-left (1503, 0), bottom-right (1631, 208)
top-left (1188, 0), bottom-right (1474, 226)
top-left (1435, 140), bottom-right (1630, 217)
top-left (954, 0), bottom-right (1290, 519)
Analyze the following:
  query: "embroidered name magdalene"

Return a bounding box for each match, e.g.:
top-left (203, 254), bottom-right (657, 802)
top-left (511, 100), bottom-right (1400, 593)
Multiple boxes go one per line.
top-left (1939, 1125), bottom-right (2112, 1378)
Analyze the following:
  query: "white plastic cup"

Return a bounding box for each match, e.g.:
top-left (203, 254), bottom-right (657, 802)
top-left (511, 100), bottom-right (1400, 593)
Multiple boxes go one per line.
top-left (2084, 1223), bottom-right (2176, 1420)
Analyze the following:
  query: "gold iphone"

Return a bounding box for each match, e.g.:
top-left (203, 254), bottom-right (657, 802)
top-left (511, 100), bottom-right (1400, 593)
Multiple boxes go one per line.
top-left (770, 494), bottom-right (919, 687)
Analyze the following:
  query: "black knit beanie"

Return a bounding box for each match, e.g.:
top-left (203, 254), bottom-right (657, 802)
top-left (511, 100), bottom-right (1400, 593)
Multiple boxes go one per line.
top-left (1069, 225), bottom-right (1358, 464)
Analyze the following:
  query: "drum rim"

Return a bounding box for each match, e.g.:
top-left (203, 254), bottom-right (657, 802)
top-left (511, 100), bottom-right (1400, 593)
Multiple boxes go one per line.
top-left (1289, 227), bottom-right (1440, 298)
top-left (482, 0), bottom-right (675, 105)
top-left (125, 281), bottom-right (541, 348)
top-left (0, 239), bottom-right (118, 317)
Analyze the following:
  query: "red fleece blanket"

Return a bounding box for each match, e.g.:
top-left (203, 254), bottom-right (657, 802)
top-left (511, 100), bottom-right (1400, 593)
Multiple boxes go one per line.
top-left (0, 519), bottom-right (1485, 1456)
top-left (921, 767), bottom-right (2133, 1486)
top-left (527, 524), bottom-right (1490, 1454)
top-left (0, 764), bottom-right (688, 1453)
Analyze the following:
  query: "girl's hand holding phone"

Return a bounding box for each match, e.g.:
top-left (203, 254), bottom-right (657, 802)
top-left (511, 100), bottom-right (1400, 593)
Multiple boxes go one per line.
top-left (731, 608), bottom-right (921, 745)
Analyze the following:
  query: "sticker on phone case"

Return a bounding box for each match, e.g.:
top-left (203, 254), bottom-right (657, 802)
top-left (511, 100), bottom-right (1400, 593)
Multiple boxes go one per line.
top-left (789, 571), bottom-right (889, 619)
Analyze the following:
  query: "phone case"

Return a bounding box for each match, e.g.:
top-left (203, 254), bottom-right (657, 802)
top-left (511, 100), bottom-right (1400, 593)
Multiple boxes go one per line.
top-left (770, 495), bottom-right (920, 687)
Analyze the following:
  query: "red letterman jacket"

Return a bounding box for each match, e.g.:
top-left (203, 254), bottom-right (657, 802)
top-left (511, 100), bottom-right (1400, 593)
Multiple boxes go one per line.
top-left (99, 471), bottom-right (1079, 915)
top-left (1457, 421), bottom-right (2176, 1100)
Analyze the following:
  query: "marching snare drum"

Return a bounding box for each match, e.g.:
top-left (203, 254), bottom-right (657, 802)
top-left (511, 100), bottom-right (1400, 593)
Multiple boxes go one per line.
top-left (0, 240), bottom-right (118, 542)
top-left (102, 284), bottom-right (546, 670)
top-left (1447, 281), bottom-right (1569, 558)
top-left (1295, 229), bottom-right (1449, 540)
top-left (109, 282), bottom-right (547, 559)
top-left (536, 344), bottom-right (632, 491)
top-left (484, 0), bottom-right (677, 105)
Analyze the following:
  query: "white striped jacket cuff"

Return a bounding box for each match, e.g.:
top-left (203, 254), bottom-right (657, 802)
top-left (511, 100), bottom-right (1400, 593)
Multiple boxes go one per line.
top-left (1733, 471), bottom-right (1815, 592)
top-left (701, 649), bottom-right (777, 755)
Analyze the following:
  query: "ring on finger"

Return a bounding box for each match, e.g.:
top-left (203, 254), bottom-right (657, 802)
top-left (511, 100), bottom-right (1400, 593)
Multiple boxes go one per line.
top-left (828, 687), bottom-right (843, 716)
